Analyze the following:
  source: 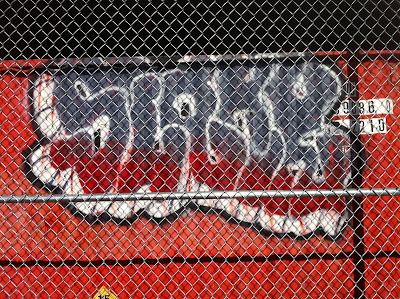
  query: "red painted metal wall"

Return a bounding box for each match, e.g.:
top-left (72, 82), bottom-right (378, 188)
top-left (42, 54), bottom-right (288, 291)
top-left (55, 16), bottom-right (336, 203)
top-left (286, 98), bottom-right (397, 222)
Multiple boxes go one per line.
top-left (0, 52), bottom-right (399, 298)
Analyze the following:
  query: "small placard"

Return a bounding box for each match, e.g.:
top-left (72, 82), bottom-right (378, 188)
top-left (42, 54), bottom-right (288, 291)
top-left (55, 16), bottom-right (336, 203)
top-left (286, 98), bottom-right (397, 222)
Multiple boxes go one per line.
top-left (337, 98), bottom-right (393, 116)
top-left (334, 117), bottom-right (388, 134)
top-left (93, 286), bottom-right (117, 299)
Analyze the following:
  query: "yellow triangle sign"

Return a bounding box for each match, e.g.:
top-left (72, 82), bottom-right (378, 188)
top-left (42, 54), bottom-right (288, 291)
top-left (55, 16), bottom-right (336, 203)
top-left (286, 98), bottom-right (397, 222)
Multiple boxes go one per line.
top-left (93, 286), bottom-right (117, 299)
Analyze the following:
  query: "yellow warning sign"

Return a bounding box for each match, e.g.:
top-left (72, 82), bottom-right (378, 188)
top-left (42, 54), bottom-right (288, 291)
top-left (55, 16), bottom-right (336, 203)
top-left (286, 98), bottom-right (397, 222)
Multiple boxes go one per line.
top-left (93, 286), bottom-right (117, 299)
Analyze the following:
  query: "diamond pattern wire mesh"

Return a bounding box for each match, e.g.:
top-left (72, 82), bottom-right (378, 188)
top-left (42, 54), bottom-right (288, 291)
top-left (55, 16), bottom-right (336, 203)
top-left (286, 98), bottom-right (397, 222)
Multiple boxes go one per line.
top-left (1, 1), bottom-right (400, 298)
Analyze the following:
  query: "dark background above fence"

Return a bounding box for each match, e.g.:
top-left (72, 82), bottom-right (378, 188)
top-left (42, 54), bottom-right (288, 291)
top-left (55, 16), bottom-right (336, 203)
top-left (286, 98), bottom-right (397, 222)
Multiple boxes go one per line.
top-left (1, 0), bottom-right (399, 60)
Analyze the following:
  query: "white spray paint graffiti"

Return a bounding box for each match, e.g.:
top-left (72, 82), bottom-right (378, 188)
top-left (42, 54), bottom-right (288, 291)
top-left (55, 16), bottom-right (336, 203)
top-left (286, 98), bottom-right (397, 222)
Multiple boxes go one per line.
top-left (26, 61), bottom-right (351, 238)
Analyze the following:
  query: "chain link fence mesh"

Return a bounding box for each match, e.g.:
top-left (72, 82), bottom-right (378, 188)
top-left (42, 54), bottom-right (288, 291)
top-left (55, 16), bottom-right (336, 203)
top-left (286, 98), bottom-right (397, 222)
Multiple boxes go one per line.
top-left (1, 1), bottom-right (400, 298)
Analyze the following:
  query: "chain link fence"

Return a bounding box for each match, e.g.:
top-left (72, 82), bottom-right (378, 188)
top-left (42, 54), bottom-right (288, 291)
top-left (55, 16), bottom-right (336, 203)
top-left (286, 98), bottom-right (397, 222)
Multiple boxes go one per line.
top-left (1, 1), bottom-right (400, 298)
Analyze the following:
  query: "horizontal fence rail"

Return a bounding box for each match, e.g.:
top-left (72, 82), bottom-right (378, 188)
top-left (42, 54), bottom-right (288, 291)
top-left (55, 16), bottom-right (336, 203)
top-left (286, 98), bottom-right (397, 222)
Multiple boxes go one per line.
top-left (2, 188), bottom-right (400, 204)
